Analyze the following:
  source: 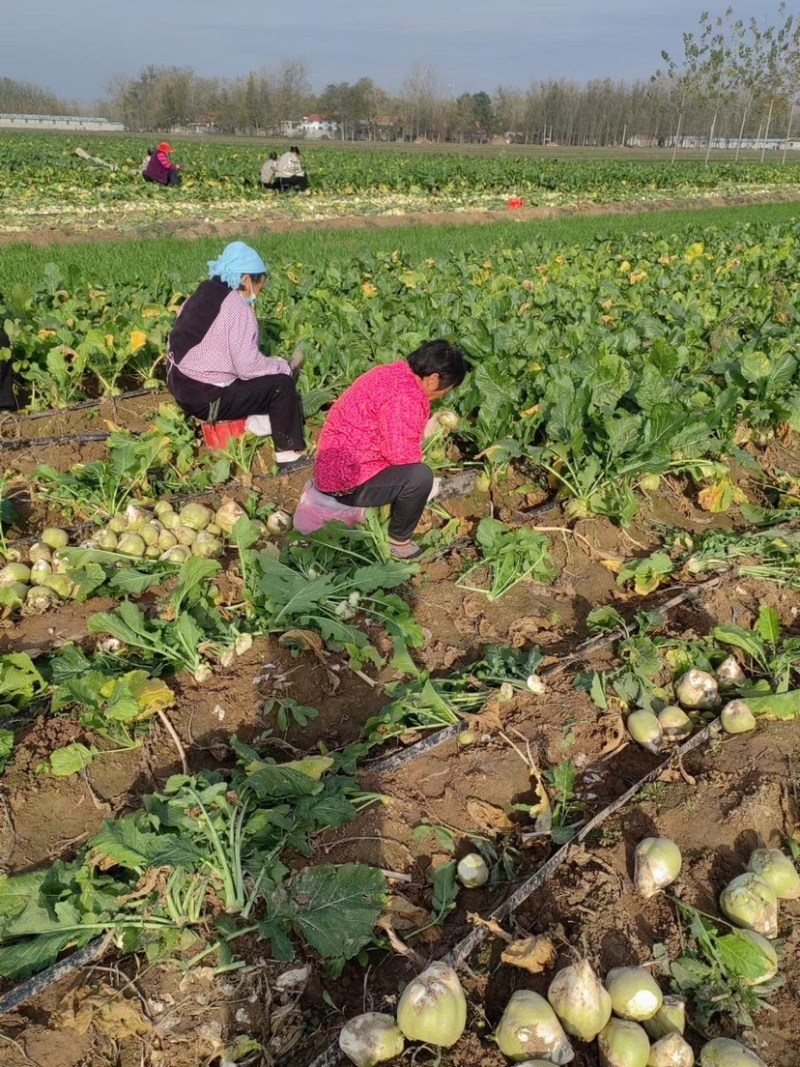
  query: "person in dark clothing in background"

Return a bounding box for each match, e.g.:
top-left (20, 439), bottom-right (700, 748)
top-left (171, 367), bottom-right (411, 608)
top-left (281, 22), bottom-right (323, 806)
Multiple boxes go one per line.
top-left (0, 300), bottom-right (18, 411)
top-left (143, 143), bottom-right (181, 186)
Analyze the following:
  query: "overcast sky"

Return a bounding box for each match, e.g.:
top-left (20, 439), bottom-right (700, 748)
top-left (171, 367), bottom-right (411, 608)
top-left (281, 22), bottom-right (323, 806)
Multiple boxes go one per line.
top-left (6, 1), bottom-right (778, 104)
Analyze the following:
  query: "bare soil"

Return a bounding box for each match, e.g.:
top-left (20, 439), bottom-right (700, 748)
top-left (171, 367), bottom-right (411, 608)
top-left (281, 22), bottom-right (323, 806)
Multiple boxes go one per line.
top-left (1, 440), bottom-right (800, 1066)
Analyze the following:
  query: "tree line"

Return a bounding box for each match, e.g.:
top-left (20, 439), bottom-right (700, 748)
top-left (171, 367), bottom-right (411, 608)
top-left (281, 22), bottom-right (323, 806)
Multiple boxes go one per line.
top-left (4, 6), bottom-right (799, 151)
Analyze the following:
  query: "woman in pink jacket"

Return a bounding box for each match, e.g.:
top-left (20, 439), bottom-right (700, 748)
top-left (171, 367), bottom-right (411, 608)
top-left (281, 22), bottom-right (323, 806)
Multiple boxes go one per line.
top-left (306, 340), bottom-right (466, 558)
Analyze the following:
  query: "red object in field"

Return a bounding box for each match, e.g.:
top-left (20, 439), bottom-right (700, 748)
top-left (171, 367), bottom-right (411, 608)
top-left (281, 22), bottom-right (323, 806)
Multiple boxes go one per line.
top-left (202, 419), bottom-right (247, 448)
top-left (508, 197), bottom-right (525, 209)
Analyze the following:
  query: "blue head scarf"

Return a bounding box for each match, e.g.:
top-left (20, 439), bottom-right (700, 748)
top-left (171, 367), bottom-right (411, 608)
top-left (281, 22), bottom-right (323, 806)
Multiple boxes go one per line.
top-left (207, 241), bottom-right (268, 290)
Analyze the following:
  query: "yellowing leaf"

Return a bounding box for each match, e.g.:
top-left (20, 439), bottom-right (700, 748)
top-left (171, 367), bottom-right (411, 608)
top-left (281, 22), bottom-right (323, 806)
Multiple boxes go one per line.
top-left (398, 270), bottom-right (426, 289)
top-left (132, 677), bottom-right (176, 716)
top-left (634, 573), bottom-right (663, 595)
top-left (527, 768), bottom-right (552, 832)
top-left (104, 333), bottom-right (114, 347)
top-left (129, 329), bottom-right (147, 352)
top-left (685, 242), bottom-right (705, 262)
top-left (501, 935), bottom-right (556, 974)
top-left (698, 475), bottom-right (748, 514)
top-left (601, 558), bottom-right (623, 574)
top-left (282, 755), bottom-right (334, 780)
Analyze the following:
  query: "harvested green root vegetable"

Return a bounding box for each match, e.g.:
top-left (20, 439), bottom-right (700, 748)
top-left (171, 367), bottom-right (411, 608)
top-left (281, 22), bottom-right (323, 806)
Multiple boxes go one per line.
top-left (675, 669), bottom-right (718, 709)
top-left (339, 1013), bottom-right (404, 1067)
top-left (643, 997), bottom-right (686, 1039)
top-left (546, 959), bottom-right (612, 1041)
top-left (179, 502), bottom-right (213, 530)
top-left (395, 963), bottom-right (466, 1048)
top-left (647, 1033), bottom-right (695, 1067)
top-left (715, 656), bottom-right (745, 690)
top-left (0, 562), bottom-right (31, 585)
top-left (437, 411), bottom-right (459, 431)
top-left (719, 874), bottom-right (778, 938)
top-left (658, 706), bottom-right (692, 742)
top-left (41, 526), bottom-right (69, 549)
top-left (627, 710), bottom-right (662, 753)
top-left (267, 509), bottom-right (292, 534)
top-left (456, 853), bottom-right (489, 888)
top-left (605, 967), bottom-right (663, 1021)
top-left (699, 1038), bottom-right (767, 1066)
top-left (24, 586), bottom-right (59, 614)
top-left (494, 990), bottom-right (574, 1064)
top-left (634, 838), bottom-right (682, 898)
top-left (720, 700), bottom-right (756, 735)
top-left (30, 559), bottom-right (52, 584)
top-left (598, 1018), bottom-right (651, 1067)
top-left (117, 533), bottom-right (146, 557)
top-left (214, 498), bottom-right (247, 533)
top-left (747, 848), bottom-right (800, 900)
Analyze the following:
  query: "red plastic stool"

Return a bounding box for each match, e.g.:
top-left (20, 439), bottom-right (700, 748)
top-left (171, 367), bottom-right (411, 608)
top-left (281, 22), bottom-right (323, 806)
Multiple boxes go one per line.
top-left (202, 419), bottom-right (247, 448)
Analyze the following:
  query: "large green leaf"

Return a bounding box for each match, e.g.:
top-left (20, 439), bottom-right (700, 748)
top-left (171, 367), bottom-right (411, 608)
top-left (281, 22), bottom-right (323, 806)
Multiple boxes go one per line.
top-left (0, 653), bottom-right (46, 708)
top-left (285, 864), bottom-right (385, 962)
top-left (717, 931), bottom-right (778, 983)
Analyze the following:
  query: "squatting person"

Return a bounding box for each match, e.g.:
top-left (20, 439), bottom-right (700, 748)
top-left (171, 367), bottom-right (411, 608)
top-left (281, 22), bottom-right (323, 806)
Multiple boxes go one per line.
top-left (166, 241), bottom-right (311, 475)
top-left (296, 340), bottom-right (466, 559)
top-left (143, 142), bottom-right (181, 186)
top-left (273, 146), bottom-right (309, 191)
top-left (260, 152), bottom-right (279, 189)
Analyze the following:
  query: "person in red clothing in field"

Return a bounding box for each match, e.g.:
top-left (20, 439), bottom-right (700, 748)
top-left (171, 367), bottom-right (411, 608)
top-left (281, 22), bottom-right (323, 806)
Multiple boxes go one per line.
top-left (298, 340), bottom-right (467, 559)
top-left (143, 142), bottom-right (181, 186)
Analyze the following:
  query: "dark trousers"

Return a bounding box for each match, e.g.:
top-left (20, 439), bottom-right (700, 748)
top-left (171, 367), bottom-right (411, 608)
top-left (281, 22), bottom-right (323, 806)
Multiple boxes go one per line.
top-left (143, 171), bottom-right (181, 186)
top-left (0, 360), bottom-right (16, 411)
top-left (334, 463), bottom-right (433, 541)
top-left (168, 366), bottom-right (305, 451)
top-left (276, 175), bottom-right (309, 191)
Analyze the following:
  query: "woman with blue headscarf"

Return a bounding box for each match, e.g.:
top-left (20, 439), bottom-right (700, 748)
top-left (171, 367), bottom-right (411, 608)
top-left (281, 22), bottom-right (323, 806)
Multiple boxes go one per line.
top-left (167, 241), bottom-right (310, 474)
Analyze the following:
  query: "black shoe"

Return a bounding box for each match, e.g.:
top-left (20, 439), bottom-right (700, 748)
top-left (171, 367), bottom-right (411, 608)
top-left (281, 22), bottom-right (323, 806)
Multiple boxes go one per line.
top-left (276, 455), bottom-right (313, 476)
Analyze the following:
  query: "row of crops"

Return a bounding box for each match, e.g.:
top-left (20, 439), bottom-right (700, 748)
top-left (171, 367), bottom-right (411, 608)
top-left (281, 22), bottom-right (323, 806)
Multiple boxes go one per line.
top-left (2, 134), bottom-right (800, 209)
top-left (4, 219), bottom-right (800, 524)
top-left (2, 211), bottom-right (800, 1066)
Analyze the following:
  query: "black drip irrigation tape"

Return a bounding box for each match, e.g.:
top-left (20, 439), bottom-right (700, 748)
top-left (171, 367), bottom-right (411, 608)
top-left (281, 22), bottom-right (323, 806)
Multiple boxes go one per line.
top-left (0, 432), bottom-right (111, 452)
top-left (7, 387), bottom-right (165, 424)
top-left (0, 934), bottom-right (111, 1017)
top-left (308, 718), bottom-right (719, 1067)
top-left (367, 577), bottom-right (720, 777)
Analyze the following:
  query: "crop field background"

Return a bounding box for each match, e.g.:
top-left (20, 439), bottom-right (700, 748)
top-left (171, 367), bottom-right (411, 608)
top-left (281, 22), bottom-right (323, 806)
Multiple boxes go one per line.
top-left (1, 132), bottom-right (800, 1067)
top-left (3, 133), bottom-right (800, 241)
